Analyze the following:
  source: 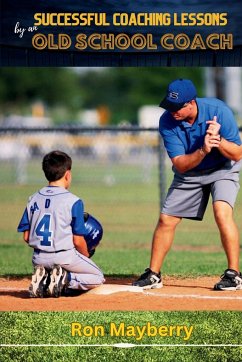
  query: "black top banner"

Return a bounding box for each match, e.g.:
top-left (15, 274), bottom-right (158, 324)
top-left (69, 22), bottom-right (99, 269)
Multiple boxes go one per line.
top-left (1, 0), bottom-right (242, 66)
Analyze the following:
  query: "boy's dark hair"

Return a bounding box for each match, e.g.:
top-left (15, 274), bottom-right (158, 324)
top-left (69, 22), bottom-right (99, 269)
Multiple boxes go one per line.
top-left (42, 150), bottom-right (72, 182)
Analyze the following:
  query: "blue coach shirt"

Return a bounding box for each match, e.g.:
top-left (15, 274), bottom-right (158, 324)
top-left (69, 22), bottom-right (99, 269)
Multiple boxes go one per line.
top-left (159, 97), bottom-right (241, 171)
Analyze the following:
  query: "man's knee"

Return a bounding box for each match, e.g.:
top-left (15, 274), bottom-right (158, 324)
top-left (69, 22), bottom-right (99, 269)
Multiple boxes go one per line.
top-left (157, 213), bottom-right (181, 229)
top-left (213, 201), bottom-right (233, 225)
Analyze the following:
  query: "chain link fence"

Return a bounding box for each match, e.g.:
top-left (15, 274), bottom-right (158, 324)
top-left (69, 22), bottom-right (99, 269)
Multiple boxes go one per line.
top-left (0, 126), bottom-right (167, 205)
top-left (1, 126), bottom-right (241, 268)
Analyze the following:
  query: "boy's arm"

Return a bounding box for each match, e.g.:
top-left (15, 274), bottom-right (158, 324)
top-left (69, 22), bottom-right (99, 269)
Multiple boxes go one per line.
top-left (17, 207), bottom-right (30, 244)
top-left (23, 230), bottom-right (30, 244)
top-left (73, 234), bottom-right (90, 257)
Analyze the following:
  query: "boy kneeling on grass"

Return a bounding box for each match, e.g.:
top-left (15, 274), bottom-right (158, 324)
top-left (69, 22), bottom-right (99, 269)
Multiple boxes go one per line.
top-left (17, 150), bottom-right (105, 298)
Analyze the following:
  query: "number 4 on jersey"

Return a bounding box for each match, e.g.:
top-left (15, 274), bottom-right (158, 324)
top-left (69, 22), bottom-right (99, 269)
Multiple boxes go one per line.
top-left (36, 214), bottom-right (52, 246)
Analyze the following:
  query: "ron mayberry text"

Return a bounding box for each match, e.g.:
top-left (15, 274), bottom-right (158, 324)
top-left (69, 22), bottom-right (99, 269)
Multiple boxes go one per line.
top-left (71, 322), bottom-right (194, 341)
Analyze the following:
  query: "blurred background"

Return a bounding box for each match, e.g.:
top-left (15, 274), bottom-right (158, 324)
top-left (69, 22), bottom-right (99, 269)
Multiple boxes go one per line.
top-left (0, 67), bottom-right (241, 186)
top-left (1, 67), bottom-right (242, 127)
top-left (0, 67), bottom-right (242, 183)
top-left (0, 67), bottom-right (241, 276)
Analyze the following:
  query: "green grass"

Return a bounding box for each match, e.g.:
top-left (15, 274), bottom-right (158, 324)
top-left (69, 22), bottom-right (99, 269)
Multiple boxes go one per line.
top-left (0, 168), bottom-right (242, 276)
top-left (1, 311), bottom-right (242, 361)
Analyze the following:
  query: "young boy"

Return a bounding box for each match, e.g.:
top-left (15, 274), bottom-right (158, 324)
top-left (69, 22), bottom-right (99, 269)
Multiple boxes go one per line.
top-left (17, 150), bottom-right (105, 298)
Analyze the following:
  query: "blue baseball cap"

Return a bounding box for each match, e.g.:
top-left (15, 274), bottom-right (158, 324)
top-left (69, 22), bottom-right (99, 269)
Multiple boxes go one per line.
top-left (159, 79), bottom-right (197, 112)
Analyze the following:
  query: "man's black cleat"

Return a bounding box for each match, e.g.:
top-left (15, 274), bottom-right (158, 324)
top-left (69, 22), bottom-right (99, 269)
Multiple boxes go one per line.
top-left (132, 268), bottom-right (163, 289)
top-left (214, 269), bottom-right (242, 291)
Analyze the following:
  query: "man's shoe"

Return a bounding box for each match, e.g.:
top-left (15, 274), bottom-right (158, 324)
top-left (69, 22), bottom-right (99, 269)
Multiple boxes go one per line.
top-left (47, 265), bottom-right (68, 298)
top-left (132, 268), bottom-right (163, 289)
top-left (214, 269), bottom-right (242, 291)
top-left (29, 265), bottom-right (48, 298)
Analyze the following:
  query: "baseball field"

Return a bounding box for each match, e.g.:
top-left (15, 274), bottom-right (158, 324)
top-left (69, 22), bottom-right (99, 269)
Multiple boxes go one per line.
top-left (0, 166), bottom-right (242, 361)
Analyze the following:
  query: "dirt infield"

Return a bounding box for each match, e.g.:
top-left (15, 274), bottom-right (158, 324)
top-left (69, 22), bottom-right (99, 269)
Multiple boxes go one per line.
top-left (1, 276), bottom-right (242, 311)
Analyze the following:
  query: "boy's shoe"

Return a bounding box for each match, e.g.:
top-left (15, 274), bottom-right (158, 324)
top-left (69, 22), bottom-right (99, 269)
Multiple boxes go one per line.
top-left (47, 265), bottom-right (68, 298)
top-left (214, 269), bottom-right (242, 291)
top-left (132, 268), bottom-right (163, 289)
top-left (29, 265), bottom-right (48, 298)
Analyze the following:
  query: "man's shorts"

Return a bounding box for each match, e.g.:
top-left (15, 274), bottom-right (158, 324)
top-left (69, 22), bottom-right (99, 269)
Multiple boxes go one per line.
top-left (162, 160), bottom-right (241, 220)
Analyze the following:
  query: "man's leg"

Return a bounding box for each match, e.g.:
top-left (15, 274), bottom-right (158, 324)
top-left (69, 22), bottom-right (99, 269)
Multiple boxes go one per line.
top-left (133, 171), bottom-right (207, 289)
top-left (150, 213), bottom-right (182, 273)
top-left (213, 201), bottom-right (240, 272)
top-left (213, 200), bottom-right (242, 290)
top-left (132, 213), bottom-right (181, 288)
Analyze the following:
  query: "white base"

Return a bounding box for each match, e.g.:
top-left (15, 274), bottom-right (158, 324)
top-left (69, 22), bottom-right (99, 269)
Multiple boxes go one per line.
top-left (88, 284), bottom-right (144, 295)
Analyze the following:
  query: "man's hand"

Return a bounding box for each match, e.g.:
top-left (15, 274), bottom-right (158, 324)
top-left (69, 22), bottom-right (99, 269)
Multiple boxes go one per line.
top-left (203, 116), bottom-right (221, 154)
top-left (206, 116), bottom-right (221, 136)
top-left (203, 133), bottom-right (221, 154)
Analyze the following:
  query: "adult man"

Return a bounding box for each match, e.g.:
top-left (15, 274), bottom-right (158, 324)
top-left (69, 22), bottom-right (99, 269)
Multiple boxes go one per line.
top-left (133, 78), bottom-right (242, 291)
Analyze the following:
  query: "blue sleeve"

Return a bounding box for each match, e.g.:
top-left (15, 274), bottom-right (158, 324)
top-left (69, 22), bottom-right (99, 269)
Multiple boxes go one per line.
top-left (71, 200), bottom-right (88, 236)
top-left (159, 114), bottom-right (185, 158)
top-left (218, 107), bottom-right (241, 145)
top-left (17, 208), bottom-right (30, 232)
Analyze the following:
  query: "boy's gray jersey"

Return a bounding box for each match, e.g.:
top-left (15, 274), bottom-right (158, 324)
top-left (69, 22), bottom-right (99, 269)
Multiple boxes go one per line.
top-left (19, 186), bottom-right (86, 252)
top-left (18, 186), bottom-right (105, 291)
